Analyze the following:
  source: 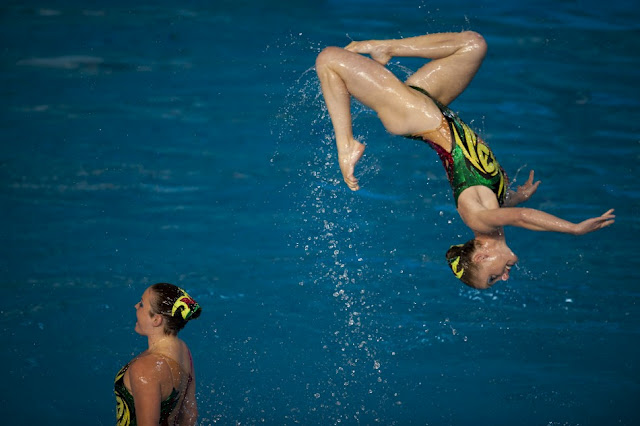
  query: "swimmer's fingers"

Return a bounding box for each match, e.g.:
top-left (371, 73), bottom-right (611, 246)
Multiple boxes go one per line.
top-left (516, 170), bottom-right (541, 201)
top-left (526, 170), bottom-right (541, 189)
top-left (531, 180), bottom-right (541, 197)
top-left (526, 170), bottom-right (535, 184)
top-left (596, 209), bottom-right (616, 226)
top-left (573, 209), bottom-right (616, 235)
top-left (600, 219), bottom-right (615, 229)
top-left (525, 179), bottom-right (541, 196)
top-left (602, 208), bottom-right (615, 217)
top-left (593, 217), bottom-right (615, 232)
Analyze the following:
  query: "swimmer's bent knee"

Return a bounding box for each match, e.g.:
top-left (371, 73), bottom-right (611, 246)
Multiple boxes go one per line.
top-left (459, 31), bottom-right (487, 56)
top-left (315, 46), bottom-right (344, 70)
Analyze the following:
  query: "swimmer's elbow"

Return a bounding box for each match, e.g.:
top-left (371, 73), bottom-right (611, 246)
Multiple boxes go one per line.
top-left (513, 209), bottom-right (530, 227)
top-left (507, 208), bottom-right (541, 230)
top-left (474, 208), bottom-right (521, 230)
top-left (477, 207), bottom-right (527, 230)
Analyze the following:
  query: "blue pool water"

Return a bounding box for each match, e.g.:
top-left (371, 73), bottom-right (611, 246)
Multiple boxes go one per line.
top-left (1, 0), bottom-right (639, 424)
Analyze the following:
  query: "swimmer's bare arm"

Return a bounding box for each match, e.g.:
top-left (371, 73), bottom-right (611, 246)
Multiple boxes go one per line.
top-left (504, 170), bottom-right (541, 207)
top-left (179, 368), bottom-right (198, 426)
top-left (470, 207), bottom-right (615, 235)
top-left (129, 357), bottom-right (162, 426)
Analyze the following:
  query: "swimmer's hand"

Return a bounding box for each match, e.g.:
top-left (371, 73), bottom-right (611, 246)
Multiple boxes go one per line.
top-left (345, 41), bottom-right (391, 66)
top-left (572, 209), bottom-right (616, 235)
top-left (505, 170), bottom-right (541, 206)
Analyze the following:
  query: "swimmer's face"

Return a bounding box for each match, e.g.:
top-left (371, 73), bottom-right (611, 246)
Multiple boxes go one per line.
top-left (134, 287), bottom-right (157, 335)
top-left (472, 246), bottom-right (518, 289)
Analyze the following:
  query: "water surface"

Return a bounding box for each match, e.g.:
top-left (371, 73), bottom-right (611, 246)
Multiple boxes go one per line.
top-left (1, 0), bottom-right (639, 424)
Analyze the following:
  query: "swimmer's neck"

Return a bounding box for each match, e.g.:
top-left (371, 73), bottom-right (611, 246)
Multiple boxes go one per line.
top-left (474, 232), bottom-right (506, 246)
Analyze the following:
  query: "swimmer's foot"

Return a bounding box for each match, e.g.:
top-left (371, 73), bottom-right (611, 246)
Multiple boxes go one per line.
top-left (345, 41), bottom-right (391, 66)
top-left (337, 138), bottom-right (365, 191)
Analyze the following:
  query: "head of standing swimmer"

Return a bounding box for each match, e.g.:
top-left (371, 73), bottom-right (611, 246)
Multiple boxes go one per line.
top-left (445, 238), bottom-right (518, 289)
top-left (135, 283), bottom-right (202, 336)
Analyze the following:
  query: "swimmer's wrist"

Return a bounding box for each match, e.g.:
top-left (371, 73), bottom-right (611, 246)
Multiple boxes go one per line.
top-left (568, 223), bottom-right (580, 235)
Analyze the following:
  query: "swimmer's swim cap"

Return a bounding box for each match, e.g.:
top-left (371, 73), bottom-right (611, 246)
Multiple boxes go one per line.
top-left (447, 244), bottom-right (465, 279)
top-left (171, 288), bottom-right (201, 321)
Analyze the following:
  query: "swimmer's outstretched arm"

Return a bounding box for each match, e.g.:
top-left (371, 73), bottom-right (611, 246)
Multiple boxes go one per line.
top-left (470, 207), bottom-right (615, 235)
top-left (504, 170), bottom-right (541, 207)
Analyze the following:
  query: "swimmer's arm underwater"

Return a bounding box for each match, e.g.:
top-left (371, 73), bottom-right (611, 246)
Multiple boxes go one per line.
top-left (471, 207), bottom-right (615, 235)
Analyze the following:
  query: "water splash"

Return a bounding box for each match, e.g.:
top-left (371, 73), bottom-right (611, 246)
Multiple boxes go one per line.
top-left (268, 37), bottom-right (479, 423)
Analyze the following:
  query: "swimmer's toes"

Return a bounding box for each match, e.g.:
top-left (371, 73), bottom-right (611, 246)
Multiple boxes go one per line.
top-left (345, 41), bottom-right (359, 51)
top-left (344, 176), bottom-right (360, 191)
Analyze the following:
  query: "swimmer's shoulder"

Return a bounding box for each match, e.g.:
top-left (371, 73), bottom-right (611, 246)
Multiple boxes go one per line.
top-left (127, 352), bottom-right (172, 381)
top-left (457, 186), bottom-right (501, 232)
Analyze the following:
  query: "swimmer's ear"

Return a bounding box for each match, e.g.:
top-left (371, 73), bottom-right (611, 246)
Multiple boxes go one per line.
top-left (472, 252), bottom-right (488, 263)
top-left (152, 314), bottom-right (163, 327)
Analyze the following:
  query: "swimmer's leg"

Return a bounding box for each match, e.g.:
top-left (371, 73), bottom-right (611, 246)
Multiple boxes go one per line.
top-left (315, 47), bottom-right (365, 191)
top-left (346, 31), bottom-right (487, 106)
top-left (403, 32), bottom-right (487, 106)
top-left (315, 47), bottom-right (439, 190)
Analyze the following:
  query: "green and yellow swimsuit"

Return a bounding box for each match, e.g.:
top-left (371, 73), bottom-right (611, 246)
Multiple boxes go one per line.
top-left (406, 86), bottom-right (507, 207)
top-left (114, 360), bottom-right (180, 426)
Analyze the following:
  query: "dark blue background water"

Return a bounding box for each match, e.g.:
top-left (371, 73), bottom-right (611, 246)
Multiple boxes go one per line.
top-left (1, 0), bottom-right (639, 424)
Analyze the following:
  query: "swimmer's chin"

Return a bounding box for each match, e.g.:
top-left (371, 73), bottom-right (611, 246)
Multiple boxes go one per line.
top-left (464, 281), bottom-right (495, 290)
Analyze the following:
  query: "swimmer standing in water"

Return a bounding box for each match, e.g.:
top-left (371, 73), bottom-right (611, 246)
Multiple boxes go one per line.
top-left (315, 31), bottom-right (615, 289)
top-left (115, 283), bottom-right (201, 425)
